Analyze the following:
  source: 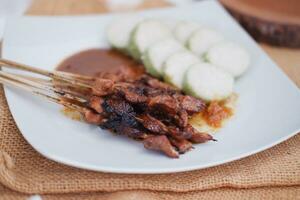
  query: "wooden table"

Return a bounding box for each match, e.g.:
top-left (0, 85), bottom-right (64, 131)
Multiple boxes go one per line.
top-left (26, 0), bottom-right (300, 88)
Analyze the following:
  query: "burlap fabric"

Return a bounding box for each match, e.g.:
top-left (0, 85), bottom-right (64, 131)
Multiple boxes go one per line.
top-left (1, 184), bottom-right (299, 200)
top-left (0, 85), bottom-right (299, 199)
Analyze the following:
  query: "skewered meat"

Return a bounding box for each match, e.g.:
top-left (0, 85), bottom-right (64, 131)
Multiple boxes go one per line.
top-left (137, 114), bottom-right (169, 134)
top-left (100, 113), bottom-right (147, 139)
top-left (143, 87), bottom-right (165, 97)
top-left (83, 109), bottom-right (105, 125)
top-left (175, 110), bottom-right (188, 128)
top-left (174, 94), bottom-right (206, 114)
top-left (147, 95), bottom-right (188, 127)
top-left (84, 76), bottom-right (216, 158)
top-left (139, 75), bottom-right (178, 92)
top-left (168, 137), bottom-right (193, 154)
top-left (189, 132), bottom-right (216, 143)
top-left (168, 126), bottom-right (192, 140)
top-left (89, 96), bottom-right (104, 113)
top-left (115, 85), bottom-right (148, 103)
top-left (184, 124), bottom-right (216, 143)
top-left (92, 78), bottom-right (114, 96)
top-left (143, 135), bottom-right (179, 158)
top-left (0, 58), bottom-right (217, 159)
top-left (103, 98), bottom-right (135, 116)
top-left (148, 95), bottom-right (180, 115)
top-left (116, 122), bottom-right (148, 139)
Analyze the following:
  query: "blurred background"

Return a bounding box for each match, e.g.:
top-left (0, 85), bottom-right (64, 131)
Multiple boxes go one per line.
top-left (0, 0), bottom-right (299, 85)
top-left (0, 0), bottom-right (299, 48)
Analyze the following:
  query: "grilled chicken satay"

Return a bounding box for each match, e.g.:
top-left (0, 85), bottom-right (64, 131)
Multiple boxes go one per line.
top-left (0, 59), bottom-right (216, 158)
top-left (83, 86), bottom-right (215, 158)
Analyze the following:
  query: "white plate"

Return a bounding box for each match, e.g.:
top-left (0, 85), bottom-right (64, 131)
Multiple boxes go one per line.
top-left (2, 0), bottom-right (300, 174)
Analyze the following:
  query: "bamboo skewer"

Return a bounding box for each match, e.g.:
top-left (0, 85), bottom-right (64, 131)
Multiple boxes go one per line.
top-left (0, 71), bottom-right (87, 103)
top-left (8, 73), bottom-right (91, 100)
top-left (57, 70), bottom-right (95, 81)
top-left (0, 76), bottom-right (85, 112)
top-left (0, 59), bottom-right (93, 89)
top-left (12, 74), bottom-right (53, 86)
top-left (0, 66), bottom-right (89, 113)
top-left (0, 58), bottom-right (114, 117)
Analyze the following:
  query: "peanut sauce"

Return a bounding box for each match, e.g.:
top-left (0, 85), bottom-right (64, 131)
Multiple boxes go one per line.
top-left (57, 49), bottom-right (144, 80)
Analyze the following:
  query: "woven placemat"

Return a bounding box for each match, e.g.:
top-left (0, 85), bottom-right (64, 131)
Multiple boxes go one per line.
top-left (0, 86), bottom-right (299, 195)
top-left (1, 183), bottom-right (299, 200)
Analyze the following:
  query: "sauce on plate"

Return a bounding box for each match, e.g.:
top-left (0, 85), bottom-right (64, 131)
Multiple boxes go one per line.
top-left (57, 49), bottom-right (144, 80)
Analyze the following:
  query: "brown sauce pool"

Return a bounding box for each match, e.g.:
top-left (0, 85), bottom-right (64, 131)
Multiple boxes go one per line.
top-left (57, 49), bottom-right (145, 80)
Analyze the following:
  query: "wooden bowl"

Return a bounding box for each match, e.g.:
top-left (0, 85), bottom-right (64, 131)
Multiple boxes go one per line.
top-left (220, 0), bottom-right (300, 48)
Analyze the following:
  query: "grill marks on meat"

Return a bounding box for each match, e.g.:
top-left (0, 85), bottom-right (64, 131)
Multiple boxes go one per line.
top-left (104, 98), bottom-right (135, 116)
top-left (83, 75), bottom-right (215, 158)
top-left (116, 123), bottom-right (148, 139)
top-left (147, 95), bottom-right (188, 128)
top-left (100, 98), bottom-right (147, 139)
top-left (174, 95), bottom-right (206, 114)
top-left (148, 95), bottom-right (179, 115)
top-left (168, 137), bottom-right (193, 154)
top-left (137, 114), bottom-right (169, 134)
top-left (115, 85), bottom-right (148, 103)
top-left (168, 126), bottom-right (192, 140)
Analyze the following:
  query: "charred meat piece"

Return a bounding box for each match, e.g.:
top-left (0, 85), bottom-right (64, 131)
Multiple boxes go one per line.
top-left (168, 126), bottom-right (193, 140)
top-left (143, 135), bottom-right (179, 158)
top-left (168, 137), bottom-right (193, 154)
top-left (92, 78), bottom-right (114, 96)
top-left (138, 76), bottom-right (206, 114)
top-left (147, 95), bottom-right (188, 128)
top-left (83, 109), bottom-right (106, 125)
top-left (101, 99), bottom-right (131, 127)
top-left (139, 75), bottom-right (178, 92)
top-left (148, 95), bottom-right (180, 116)
top-left (174, 94), bottom-right (206, 114)
top-left (143, 87), bottom-right (165, 97)
top-left (100, 114), bottom-right (121, 132)
top-left (100, 112), bottom-right (146, 139)
top-left (89, 96), bottom-right (104, 113)
top-left (103, 98), bottom-right (135, 116)
top-left (116, 122), bottom-right (148, 139)
top-left (136, 114), bottom-right (169, 134)
top-left (115, 85), bottom-right (148, 103)
top-left (101, 98), bottom-right (147, 139)
top-left (184, 124), bottom-right (216, 143)
top-left (189, 132), bottom-right (215, 143)
top-left (175, 110), bottom-right (188, 128)
top-left (148, 106), bottom-right (188, 128)
top-left (82, 73), bottom-right (217, 158)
